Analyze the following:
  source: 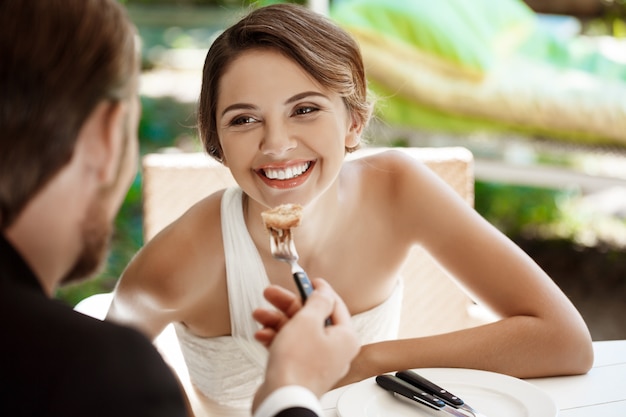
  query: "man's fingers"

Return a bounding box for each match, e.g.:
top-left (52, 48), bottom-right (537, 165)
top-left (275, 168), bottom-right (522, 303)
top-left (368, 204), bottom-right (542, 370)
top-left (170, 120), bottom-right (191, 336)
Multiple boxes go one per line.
top-left (252, 308), bottom-right (285, 329)
top-left (254, 327), bottom-right (277, 347)
top-left (259, 279), bottom-right (352, 333)
top-left (306, 278), bottom-right (352, 325)
top-left (263, 284), bottom-right (302, 318)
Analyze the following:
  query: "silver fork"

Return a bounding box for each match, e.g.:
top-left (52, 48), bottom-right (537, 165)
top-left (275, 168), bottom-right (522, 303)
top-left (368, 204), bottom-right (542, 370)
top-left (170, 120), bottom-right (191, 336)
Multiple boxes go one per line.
top-left (267, 226), bottom-right (332, 325)
top-left (267, 226), bottom-right (314, 301)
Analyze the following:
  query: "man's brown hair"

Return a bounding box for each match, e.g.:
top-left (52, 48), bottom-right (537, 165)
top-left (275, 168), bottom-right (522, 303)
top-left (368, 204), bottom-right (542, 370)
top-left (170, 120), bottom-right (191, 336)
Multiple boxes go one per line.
top-left (0, 0), bottom-right (138, 229)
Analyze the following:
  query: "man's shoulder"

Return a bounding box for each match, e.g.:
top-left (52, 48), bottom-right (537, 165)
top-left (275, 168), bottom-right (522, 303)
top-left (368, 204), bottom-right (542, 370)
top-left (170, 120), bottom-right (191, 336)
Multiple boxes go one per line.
top-left (1, 294), bottom-right (164, 373)
top-left (0, 296), bottom-right (187, 417)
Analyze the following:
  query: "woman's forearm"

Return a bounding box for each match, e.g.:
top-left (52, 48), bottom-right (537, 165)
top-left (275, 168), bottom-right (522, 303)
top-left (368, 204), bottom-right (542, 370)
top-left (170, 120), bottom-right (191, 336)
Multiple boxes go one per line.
top-left (337, 313), bottom-right (593, 387)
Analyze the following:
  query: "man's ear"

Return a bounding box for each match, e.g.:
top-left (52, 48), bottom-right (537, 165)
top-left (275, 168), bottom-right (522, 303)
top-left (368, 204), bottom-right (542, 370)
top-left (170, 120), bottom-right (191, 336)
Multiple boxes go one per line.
top-left (78, 101), bottom-right (126, 186)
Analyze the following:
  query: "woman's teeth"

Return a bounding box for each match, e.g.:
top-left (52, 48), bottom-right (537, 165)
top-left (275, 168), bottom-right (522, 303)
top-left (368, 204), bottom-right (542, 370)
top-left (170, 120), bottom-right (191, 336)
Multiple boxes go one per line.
top-left (264, 162), bottom-right (311, 180)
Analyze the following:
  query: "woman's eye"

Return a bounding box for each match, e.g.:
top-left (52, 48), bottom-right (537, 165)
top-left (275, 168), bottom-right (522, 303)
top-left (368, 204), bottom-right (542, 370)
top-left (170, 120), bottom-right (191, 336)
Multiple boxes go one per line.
top-left (230, 115), bottom-right (257, 126)
top-left (294, 106), bottom-right (319, 116)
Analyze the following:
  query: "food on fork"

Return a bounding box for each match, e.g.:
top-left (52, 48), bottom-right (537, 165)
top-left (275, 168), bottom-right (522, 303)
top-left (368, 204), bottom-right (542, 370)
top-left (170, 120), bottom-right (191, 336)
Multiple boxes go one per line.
top-left (262, 203), bottom-right (310, 298)
top-left (261, 203), bottom-right (303, 231)
top-left (261, 203), bottom-right (332, 325)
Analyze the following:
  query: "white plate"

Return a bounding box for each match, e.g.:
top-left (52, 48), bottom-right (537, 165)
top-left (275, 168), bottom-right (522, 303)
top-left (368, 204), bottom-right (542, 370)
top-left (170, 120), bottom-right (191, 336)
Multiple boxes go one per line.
top-left (337, 368), bottom-right (557, 417)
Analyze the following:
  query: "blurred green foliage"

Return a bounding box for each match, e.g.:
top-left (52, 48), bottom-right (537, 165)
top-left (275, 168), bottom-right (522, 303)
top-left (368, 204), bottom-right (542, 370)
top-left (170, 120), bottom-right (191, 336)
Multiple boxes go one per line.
top-left (475, 181), bottom-right (574, 237)
top-left (597, 0), bottom-right (626, 37)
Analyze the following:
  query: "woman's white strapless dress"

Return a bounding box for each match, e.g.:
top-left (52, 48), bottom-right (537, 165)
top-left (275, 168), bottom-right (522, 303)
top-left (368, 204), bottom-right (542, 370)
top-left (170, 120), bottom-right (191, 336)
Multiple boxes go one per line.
top-left (174, 187), bottom-right (403, 416)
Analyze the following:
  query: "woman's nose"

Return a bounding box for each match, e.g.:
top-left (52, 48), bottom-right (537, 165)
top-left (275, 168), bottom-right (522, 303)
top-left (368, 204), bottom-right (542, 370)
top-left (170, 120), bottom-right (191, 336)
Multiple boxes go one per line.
top-left (260, 123), bottom-right (297, 156)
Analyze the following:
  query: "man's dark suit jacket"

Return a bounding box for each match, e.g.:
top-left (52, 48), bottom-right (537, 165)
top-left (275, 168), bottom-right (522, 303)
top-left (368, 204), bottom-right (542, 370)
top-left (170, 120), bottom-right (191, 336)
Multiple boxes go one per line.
top-left (0, 234), bottom-right (319, 417)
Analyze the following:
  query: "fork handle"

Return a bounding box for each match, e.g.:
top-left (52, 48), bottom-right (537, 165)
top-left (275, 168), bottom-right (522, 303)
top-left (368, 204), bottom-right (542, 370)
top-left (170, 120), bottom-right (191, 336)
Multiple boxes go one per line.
top-left (293, 271), bottom-right (332, 326)
top-left (293, 271), bottom-right (314, 300)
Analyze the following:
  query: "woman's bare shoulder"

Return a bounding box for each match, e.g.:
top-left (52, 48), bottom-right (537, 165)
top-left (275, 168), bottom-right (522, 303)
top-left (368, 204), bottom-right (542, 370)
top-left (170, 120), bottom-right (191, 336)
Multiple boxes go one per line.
top-left (350, 148), bottom-right (431, 173)
top-left (346, 149), bottom-right (471, 238)
top-left (347, 149), bottom-right (434, 193)
top-left (118, 189), bottom-right (227, 307)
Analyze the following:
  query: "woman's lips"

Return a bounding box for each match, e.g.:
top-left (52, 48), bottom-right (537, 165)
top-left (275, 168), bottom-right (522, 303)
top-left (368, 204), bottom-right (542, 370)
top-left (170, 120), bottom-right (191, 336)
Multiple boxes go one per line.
top-left (256, 160), bottom-right (315, 189)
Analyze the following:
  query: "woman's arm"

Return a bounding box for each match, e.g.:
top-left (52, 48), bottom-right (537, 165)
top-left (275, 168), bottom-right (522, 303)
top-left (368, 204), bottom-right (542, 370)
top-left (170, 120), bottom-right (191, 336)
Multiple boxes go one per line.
top-left (338, 151), bottom-right (593, 385)
top-left (106, 236), bottom-right (182, 339)
top-left (106, 194), bottom-right (225, 340)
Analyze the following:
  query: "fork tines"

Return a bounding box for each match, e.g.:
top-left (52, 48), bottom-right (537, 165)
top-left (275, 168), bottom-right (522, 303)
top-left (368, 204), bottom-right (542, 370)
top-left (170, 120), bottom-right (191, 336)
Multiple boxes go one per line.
top-left (267, 226), bottom-right (299, 260)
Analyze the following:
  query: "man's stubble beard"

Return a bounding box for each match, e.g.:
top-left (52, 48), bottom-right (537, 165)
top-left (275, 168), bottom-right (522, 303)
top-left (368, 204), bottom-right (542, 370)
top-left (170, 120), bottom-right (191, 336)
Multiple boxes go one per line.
top-left (61, 189), bottom-right (113, 285)
top-left (60, 100), bottom-right (136, 286)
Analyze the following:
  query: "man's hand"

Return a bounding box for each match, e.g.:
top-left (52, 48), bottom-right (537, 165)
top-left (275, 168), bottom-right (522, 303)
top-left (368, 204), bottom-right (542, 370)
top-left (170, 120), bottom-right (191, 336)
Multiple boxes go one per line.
top-left (252, 278), bottom-right (359, 411)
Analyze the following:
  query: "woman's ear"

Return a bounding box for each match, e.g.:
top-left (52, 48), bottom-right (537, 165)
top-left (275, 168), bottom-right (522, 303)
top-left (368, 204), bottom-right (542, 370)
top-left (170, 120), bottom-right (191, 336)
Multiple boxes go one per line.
top-left (345, 115), bottom-right (364, 149)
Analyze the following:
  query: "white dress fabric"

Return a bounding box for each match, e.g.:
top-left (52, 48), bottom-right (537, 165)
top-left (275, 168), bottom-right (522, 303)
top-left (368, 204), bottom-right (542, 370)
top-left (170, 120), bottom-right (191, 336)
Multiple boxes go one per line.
top-left (174, 187), bottom-right (403, 416)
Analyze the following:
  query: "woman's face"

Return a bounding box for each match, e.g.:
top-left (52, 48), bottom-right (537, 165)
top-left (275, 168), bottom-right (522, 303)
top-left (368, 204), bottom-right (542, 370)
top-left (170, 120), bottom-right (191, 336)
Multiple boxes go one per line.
top-left (216, 48), bottom-right (360, 209)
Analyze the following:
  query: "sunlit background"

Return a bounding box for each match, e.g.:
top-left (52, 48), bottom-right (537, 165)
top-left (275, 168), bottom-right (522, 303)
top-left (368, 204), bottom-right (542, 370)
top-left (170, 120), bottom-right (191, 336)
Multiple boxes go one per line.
top-left (57, 0), bottom-right (626, 340)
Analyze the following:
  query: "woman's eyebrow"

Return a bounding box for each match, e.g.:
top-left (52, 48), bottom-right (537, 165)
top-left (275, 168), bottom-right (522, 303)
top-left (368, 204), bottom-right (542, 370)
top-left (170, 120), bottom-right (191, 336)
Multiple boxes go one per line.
top-left (285, 91), bottom-right (329, 104)
top-left (221, 103), bottom-right (257, 117)
top-left (220, 91), bottom-right (328, 117)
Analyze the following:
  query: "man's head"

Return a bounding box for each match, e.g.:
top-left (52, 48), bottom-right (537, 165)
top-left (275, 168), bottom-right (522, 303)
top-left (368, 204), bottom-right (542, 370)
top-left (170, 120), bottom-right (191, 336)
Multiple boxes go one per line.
top-left (0, 0), bottom-right (140, 285)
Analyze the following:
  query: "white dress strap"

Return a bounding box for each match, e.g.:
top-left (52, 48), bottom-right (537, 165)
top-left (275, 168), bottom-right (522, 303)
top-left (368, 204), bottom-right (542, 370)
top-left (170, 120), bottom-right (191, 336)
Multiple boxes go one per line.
top-left (221, 187), bottom-right (270, 368)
